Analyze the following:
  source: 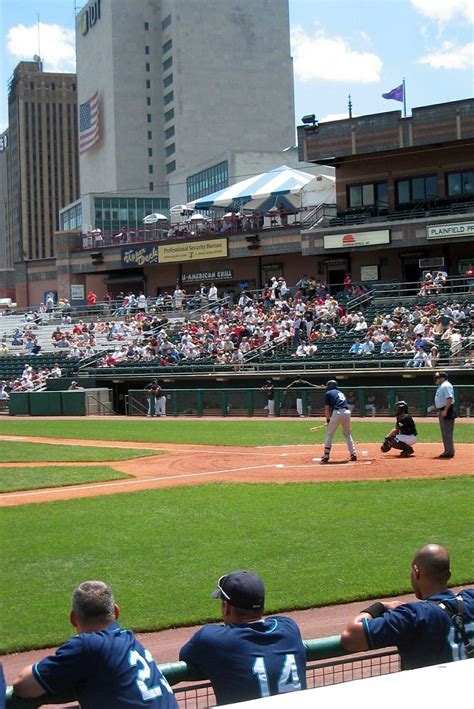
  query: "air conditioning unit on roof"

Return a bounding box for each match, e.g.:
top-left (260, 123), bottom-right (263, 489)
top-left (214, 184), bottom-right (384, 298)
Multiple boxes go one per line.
top-left (418, 257), bottom-right (445, 268)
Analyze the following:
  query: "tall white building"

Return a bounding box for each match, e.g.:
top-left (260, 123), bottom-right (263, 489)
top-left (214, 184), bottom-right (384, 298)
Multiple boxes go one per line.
top-left (74, 0), bottom-right (295, 214)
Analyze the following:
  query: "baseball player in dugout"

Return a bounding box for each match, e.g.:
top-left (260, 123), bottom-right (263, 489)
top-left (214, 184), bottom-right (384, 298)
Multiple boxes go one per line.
top-left (434, 371), bottom-right (456, 458)
top-left (380, 401), bottom-right (417, 458)
top-left (12, 580), bottom-right (178, 708)
top-left (341, 544), bottom-right (474, 670)
top-left (321, 379), bottom-right (357, 463)
top-left (179, 570), bottom-right (307, 705)
top-left (261, 379), bottom-right (275, 417)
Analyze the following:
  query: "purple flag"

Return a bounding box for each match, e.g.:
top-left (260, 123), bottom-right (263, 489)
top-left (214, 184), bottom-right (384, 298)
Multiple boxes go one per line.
top-left (382, 83), bottom-right (404, 102)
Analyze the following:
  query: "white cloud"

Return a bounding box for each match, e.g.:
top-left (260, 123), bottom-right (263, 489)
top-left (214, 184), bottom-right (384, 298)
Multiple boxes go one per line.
top-left (319, 112), bottom-right (355, 122)
top-left (291, 26), bottom-right (382, 83)
top-left (418, 41), bottom-right (474, 69)
top-left (411, 0), bottom-right (474, 24)
top-left (7, 23), bottom-right (76, 73)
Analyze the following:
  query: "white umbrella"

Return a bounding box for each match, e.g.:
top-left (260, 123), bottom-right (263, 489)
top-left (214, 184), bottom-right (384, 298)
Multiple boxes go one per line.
top-left (189, 213), bottom-right (207, 221)
top-left (170, 204), bottom-right (194, 214)
top-left (143, 213), bottom-right (168, 224)
top-left (223, 212), bottom-right (241, 218)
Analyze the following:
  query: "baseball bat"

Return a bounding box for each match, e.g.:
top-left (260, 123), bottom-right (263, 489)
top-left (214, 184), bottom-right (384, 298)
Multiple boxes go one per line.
top-left (310, 424), bottom-right (327, 432)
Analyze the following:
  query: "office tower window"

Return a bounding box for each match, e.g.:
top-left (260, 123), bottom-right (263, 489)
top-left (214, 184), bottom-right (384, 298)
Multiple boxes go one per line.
top-left (162, 14), bottom-right (172, 30)
top-left (146, 79), bottom-right (150, 89)
top-left (145, 45), bottom-right (150, 54)
top-left (163, 57), bottom-right (172, 71)
top-left (165, 143), bottom-right (175, 157)
top-left (149, 165), bottom-right (154, 174)
top-left (147, 96), bottom-right (151, 106)
top-left (144, 21), bottom-right (149, 30)
top-left (149, 182), bottom-right (154, 191)
top-left (148, 148), bottom-right (153, 157)
top-left (148, 131), bottom-right (153, 139)
top-left (164, 126), bottom-right (175, 140)
top-left (187, 161), bottom-right (229, 202)
top-left (147, 113), bottom-right (152, 123)
top-left (145, 62), bottom-right (150, 72)
top-left (163, 74), bottom-right (173, 88)
top-left (166, 161), bottom-right (176, 174)
top-left (164, 109), bottom-right (174, 122)
top-left (164, 91), bottom-right (174, 105)
top-left (162, 39), bottom-right (172, 54)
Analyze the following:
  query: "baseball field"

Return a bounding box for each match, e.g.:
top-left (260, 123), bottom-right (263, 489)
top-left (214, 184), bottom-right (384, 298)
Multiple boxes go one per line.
top-left (0, 416), bottom-right (473, 657)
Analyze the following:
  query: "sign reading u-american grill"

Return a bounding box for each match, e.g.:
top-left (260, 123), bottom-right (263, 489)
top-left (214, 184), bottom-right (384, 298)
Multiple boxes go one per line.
top-left (323, 229), bottom-right (390, 249)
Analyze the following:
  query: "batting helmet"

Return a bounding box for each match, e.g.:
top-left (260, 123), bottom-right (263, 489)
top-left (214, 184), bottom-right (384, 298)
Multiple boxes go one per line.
top-left (326, 379), bottom-right (338, 390)
top-left (434, 371), bottom-right (448, 380)
top-left (394, 400), bottom-right (409, 414)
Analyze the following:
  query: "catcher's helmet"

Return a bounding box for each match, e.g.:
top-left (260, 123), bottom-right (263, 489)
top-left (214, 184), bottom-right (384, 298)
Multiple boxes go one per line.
top-left (326, 379), bottom-right (338, 390)
top-left (394, 400), bottom-right (408, 414)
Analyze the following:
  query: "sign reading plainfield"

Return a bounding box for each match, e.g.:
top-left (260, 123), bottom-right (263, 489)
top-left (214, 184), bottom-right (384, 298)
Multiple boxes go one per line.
top-left (427, 222), bottom-right (474, 240)
top-left (121, 245), bottom-right (159, 267)
top-left (159, 238), bottom-right (228, 264)
top-left (324, 229), bottom-right (390, 249)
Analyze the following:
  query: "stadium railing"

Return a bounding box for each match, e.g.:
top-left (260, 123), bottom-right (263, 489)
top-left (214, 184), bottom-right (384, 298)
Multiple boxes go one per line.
top-left (5, 636), bottom-right (399, 708)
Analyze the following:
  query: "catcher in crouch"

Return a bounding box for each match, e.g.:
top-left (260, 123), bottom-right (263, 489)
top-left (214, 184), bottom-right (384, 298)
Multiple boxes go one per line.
top-left (381, 401), bottom-right (417, 458)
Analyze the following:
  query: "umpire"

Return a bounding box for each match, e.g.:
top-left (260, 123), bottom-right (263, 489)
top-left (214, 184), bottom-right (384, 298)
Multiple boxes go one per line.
top-left (434, 371), bottom-right (456, 459)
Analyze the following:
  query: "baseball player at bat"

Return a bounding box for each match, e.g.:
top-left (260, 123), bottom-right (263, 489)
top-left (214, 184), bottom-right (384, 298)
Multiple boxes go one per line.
top-left (381, 400), bottom-right (417, 458)
top-left (320, 379), bottom-right (357, 464)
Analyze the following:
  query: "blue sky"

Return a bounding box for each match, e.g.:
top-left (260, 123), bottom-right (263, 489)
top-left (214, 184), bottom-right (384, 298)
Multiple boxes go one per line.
top-left (1, 0), bottom-right (473, 134)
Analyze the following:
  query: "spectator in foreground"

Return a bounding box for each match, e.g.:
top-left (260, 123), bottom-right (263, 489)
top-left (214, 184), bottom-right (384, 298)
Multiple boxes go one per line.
top-left (13, 580), bottom-right (178, 708)
top-left (341, 544), bottom-right (474, 669)
top-left (179, 570), bottom-right (306, 705)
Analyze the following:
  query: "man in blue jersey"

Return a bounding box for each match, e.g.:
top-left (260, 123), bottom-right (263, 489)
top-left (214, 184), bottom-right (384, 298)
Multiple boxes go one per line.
top-left (320, 379), bottom-right (357, 463)
top-left (341, 544), bottom-right (474, 669)
top-left (179, 570), bottom-right (306, 705)
top-left (12, 580), bottom-right (178, 709)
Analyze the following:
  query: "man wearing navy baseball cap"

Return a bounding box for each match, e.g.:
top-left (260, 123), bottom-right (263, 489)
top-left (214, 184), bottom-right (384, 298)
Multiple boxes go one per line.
top-left (179, 570), bottom-right (306, 705)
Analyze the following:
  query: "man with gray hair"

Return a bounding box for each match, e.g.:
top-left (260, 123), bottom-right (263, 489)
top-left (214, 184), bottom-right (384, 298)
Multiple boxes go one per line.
top-left (13, 581), bottom-right (178, 708)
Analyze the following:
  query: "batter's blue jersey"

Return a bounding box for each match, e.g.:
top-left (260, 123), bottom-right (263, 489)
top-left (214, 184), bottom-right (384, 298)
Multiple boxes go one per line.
top-left (33, 622), bottom-right (178, 709)
top-left (325, 389), bottom-right (349, 412)
top-left (364, 590), bottom-right (474, 670)
top-left (180, 616), bottom-right (306, 705)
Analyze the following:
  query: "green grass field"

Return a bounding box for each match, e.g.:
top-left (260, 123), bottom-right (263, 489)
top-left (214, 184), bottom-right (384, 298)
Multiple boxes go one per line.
top-left (1, 478), bottom-right (474, 652)
top-left (0, 418), bottom-right (473, 445)
top-left (0, 466), bottom-right (132, 492)
top-left (0, 441), bottom-right (160, 463)
top-left (0, 420), bottom-right (473, 654)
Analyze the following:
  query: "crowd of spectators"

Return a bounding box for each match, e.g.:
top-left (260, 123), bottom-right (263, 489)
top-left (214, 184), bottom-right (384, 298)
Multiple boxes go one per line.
top-left (346, 300), bottom-right (473, 367)
top-left (0, 361), bottom-right (63, 396)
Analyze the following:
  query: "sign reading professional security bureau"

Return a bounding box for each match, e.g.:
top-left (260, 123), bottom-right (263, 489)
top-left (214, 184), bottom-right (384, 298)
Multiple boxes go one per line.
top-left (427, 222), bottom-right (474, 239)
top-left (324, 230), bottom-right (390, 249)
top-left (159, 238), bottom-right (228, 264)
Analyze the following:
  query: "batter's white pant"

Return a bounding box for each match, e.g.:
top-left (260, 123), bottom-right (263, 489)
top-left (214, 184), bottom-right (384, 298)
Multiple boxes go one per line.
top-left (324, 410), bottom-right (356, 457)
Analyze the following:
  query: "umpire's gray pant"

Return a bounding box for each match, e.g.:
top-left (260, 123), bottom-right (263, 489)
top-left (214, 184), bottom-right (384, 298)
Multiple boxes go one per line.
top-left (438, 412), bottom-right (455, 456)
top-left (324, 410), bottom-right (356, 456)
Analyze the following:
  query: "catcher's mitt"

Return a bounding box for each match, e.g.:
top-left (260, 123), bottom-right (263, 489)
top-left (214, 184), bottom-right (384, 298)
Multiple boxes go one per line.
top-left (380, 436), bottom-right (394, 453)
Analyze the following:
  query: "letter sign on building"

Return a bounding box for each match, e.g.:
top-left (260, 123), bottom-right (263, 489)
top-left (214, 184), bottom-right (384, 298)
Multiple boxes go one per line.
top-left (82, 0), bottom-right (101, 35)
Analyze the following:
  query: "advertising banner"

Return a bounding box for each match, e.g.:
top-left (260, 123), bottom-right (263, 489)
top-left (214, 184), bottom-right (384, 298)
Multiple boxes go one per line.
top-left (159, 238), bottom-right (228, 264)
top-left (427, 222), bottom-right (474, 240)
top-left (324, 230), bottom-right (390, 249)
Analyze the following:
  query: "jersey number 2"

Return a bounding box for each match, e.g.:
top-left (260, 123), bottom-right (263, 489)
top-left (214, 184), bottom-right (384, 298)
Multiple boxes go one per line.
top-left (252, 654), bottom-right (301, 697)
top-left (129, 648), bottom-right (173, 701)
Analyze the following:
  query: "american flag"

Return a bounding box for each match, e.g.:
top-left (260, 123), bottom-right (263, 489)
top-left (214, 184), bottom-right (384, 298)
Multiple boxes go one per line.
top-left (79, 90), bottom-right (100, 154)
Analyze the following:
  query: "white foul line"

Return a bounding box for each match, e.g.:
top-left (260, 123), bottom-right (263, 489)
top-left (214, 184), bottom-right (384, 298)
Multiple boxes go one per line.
top-left (1, 463), bottom-right (278, 501)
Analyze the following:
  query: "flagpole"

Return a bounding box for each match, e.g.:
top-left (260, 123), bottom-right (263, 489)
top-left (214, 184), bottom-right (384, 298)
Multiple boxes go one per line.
top-left (403, 77), bottom-right (407, 118)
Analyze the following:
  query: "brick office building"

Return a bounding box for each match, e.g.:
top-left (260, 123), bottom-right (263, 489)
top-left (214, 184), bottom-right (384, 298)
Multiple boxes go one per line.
top-left (297, 98), bottom-right (474, 290)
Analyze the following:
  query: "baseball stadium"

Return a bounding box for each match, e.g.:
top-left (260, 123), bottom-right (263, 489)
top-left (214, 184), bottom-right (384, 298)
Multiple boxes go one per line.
top-left (1, 4), bottom-right (474, 704)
